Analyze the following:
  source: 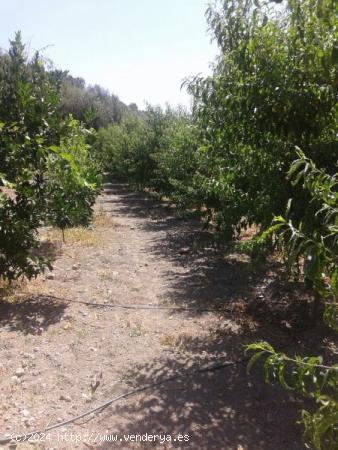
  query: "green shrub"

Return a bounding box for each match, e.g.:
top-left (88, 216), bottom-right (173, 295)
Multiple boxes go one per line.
top-left (247, 152), bottom-right (337, 450)
top-left (45, 118), bottom-right (101, 239)
top-left (186, 0), bottom-right (337, 238)
top-left (0, 32), bottom-right (100, 280)
top-left (95, 106), bottom-right (198, 202)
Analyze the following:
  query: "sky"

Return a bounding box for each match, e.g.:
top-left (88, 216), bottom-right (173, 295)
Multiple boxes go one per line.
top-left (0, 0), bottom-right (218, 109)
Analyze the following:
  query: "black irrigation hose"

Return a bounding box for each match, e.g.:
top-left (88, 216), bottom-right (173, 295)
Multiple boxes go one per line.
top-left (48, 295), bottom-right (288, 313)
top-left (0, 358), bottom-right (245, 445)
top-left (71, 299), bottom-right (229, 313)
top-left (46, 294), bottom-right (232, 313)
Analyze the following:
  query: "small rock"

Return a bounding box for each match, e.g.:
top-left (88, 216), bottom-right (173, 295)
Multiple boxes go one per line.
top-left (46, 273), bottom-right (55, 280)
top-left (11, 376), bottom-right (20, 385)
top-left (281, 320), bottom-right (292, 329)
top-left (59, 394), bottom-right (72, 402)
top-left (15, 367), bottom-right (25, 377)
top-left (62, 314), bottom-right (72, 320)
top-left (20, 409), bottom-right (29, 417)
top-left (179, 247), bottom-right (189, 254)
top-left (72, 264), bottom-right (80, 270)
top-left (81, 393), bottom-right (91, 403)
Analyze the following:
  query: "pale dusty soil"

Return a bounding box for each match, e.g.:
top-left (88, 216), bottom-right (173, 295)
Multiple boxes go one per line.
top-left (0, 182), bottom-right (333, 450)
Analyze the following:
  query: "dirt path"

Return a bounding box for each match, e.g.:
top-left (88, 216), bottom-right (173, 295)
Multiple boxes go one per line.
top-left (0, 183), bottom-right (307, 450)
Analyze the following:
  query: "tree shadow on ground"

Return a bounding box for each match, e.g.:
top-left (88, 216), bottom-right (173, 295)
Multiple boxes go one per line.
top-left (96, 331), bottom-right (307, 450)
top-left (36, 240), bottom-right (62, 260)
top-left (102, 183), bottom-right (320, 340)
top-left (29, 234), bottom-right (63, 261)
top-left (91, 183), bottom-right (326, 449)
top-left (0, 294), bottom-right (67, 334)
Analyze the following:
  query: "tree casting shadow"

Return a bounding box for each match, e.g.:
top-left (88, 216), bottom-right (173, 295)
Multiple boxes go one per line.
top-left (95, 332), bottom-right (306, 450)
top-left (102, 183), bottom-right (316, 332)
top-left (0, 294), bottom-right (67, 335)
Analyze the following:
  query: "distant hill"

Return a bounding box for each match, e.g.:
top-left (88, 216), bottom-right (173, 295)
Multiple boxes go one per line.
top-left (0, 46), bottom-right (139, 129)
top-left (58, 73), bottom-right (131, 129)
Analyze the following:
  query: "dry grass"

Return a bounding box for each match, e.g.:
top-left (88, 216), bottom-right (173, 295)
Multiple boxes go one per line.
top-left (129, 284), bottom-right (144, 292)
top-left (0, 275), bottom-right (68, 308)
top-left (44, 227), bottom-right (102, 247)
top-left (160, 331), bottom-right (194, 348)
top-left (126, 320), bottom-right (146, 337)
top-left (93, 212), bottom-right (116, 228)
top-left (239, 224), bottom-right (260, 241)
top-left (97, 268), bottom-right (119, 281)
top-left (0, 279), bottom-right (31, 303)
top-left (0, 280), bottom-right (19, 299)
top-left (98, 269), bottom-right (112, 281)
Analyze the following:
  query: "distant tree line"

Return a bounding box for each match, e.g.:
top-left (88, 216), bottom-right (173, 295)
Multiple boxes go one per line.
top-left (58, 74), bottom-right (129, 128)
top-left (0, 47), bottom-right (133, 131)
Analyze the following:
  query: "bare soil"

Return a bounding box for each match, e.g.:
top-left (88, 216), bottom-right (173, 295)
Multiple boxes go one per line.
top-left (0, 182), bottom-right (334, 450)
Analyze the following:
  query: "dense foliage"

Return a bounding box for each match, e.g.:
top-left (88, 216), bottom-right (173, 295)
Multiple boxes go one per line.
top-left (185, 0), bottom-right (337, 238)
top-left (246, 341), bottom-right (337, 450)
top-left (45, 119), bottom-right (101, 240)
top-left (94, 105), bottom-right (200, 207)
top-left (0, 32), bottom-right (101, 281)
top-left (247, 152), bottom-right (337, 449)
top-left (273, 150), bottom-right (337, 319)
top-left (59, 74), bottom-right (128, 129)
top-left (96, 0), bottom-right (337, 239)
